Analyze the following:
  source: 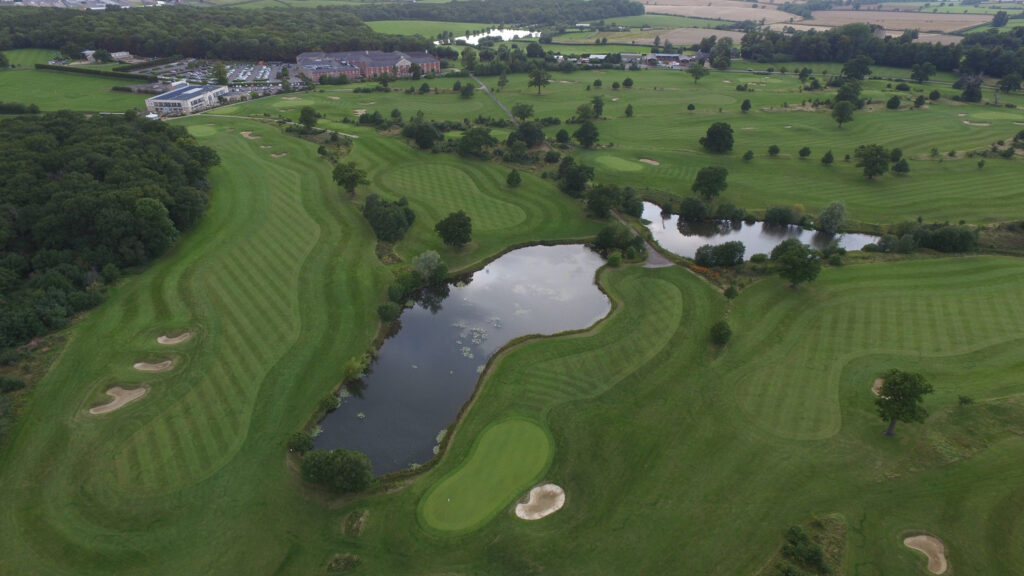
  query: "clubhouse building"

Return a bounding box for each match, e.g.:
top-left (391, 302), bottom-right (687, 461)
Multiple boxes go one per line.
top-left (296, 50), bottom-right (440, 82)
top-left (145, 84), bottom-right (228, 116)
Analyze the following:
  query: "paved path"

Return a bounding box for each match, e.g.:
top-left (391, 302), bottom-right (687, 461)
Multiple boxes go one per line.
top-left (612, 212), bottom-right (674, 269)
top-left (469, 73), bottom-right (518, 126)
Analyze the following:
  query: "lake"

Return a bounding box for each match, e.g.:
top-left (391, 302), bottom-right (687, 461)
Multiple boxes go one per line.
top-left (438, 28), bottom-right (540, 46)
top-left (641, 202), bottom-right (878, 260)
top-left (314, 244), bottom-right (611, 475)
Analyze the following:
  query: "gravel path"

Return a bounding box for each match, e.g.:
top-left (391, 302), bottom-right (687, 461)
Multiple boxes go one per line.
top-left (612, 212), bottom-right (674, 269)
top-left (469, 73), bottom-right (518, 126)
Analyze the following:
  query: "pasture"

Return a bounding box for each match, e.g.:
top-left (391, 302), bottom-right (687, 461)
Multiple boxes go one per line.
top-left (3, 48), bottom-right (61, 68)
top-left (0, 69), bottom-right (147, 111)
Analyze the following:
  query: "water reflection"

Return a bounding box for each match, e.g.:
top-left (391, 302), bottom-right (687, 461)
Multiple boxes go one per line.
top-left (642, 202), bottom-right (878, 260)
top-left (314, 244), bottom-right (610, 475)
top-left (436, 29), bottom-right (539, 46)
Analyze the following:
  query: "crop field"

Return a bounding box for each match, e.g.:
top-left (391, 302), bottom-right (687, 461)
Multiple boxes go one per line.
top-left (586, 13), bottom-right (732, 28)
top-left (3, 48), bottom-right (61, 68)
top-left (0, 69), bottom-right (147, 111)
top-left (809, 9), bottom-right (991, 31)
top-left (640, 0), bottom-right (793, 24)
top-left (554, 27), bottom-right (743, 45)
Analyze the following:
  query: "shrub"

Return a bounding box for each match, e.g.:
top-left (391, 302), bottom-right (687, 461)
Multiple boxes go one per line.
top-left (678, 197), bottom-right (709, 222)
top-left (958, 395), bottom-right (974, 406)
top-left (377, 302), bottom-right (402, 322)
top-left (320, 394), bottom-right (341, 413)
top-left (607, 252), bottom-right (622, 267)
top-left (895, 82), bottom-right (911, 91)
top-left (694, 241), bottom-right (745, 268)
top-left (724, 286), bottom-right (739, 299)
top-left (764, 206), bottom-right (797, 226)
top-left (886, 95), bottom-right (901, 109)
top-left (300, 449), bottom-right (373, 493)
top-left (743, 150), bottom-right (754, 161)
top-left (710, 320), bottom-right (732, 346)
top-left (714, 203), bottom-right (745, 221)
top-left (768, 144), bottom-right (781, 156)
top-left (750, 253), bottom-right (768, 263)
top-left (0, 376), bottom-right (26, 394)
top-left (929, 89), bottom-right (941, 101)
top-left (544, 150), bottom-right (561, 163)
top-left (287, 431), bottom-right (314, 454)
top-left (799, 146), bottom-right (811, 159)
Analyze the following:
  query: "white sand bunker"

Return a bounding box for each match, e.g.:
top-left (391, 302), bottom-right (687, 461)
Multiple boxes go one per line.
top-left (957, 113), bottom-right (967, 117)
top-left (639, 158), bottom-right (660, 166)
top-left (281, 96), bottom-right (300, 101)
top-left (157, 332), bottom-right (192, 345)
top-left (515, 483), bottom-right (565, 520)
top-left (90, 387), bottom-right (146, 415)
top-left (871, 378), bottom-right (885, 397)
top-left (963, 120), bottom-right (990, 126)
top-left (260, 145), bottom-right (271, 149)
top-left (353, 109), bottom-right (366, 117)
top-left (328, 96), bottom-right (340, 100)
top-left (240, 131), bottom-right (260, 139)
top-left (134, 360), bottom-right (175, 372)
top-left (904, 535), bottom-right (948, 574)
top-left (1014, 121), bottom-right (1024, 126)
top-left (271, 153), bottom-right (288, 158)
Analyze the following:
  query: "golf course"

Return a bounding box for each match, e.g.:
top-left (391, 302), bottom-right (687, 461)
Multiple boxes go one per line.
top-left (2, 25), bottom-right (1024, 575)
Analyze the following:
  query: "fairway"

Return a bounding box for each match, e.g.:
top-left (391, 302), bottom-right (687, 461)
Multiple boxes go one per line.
top-left (419, 418), bottom-right (552, 533)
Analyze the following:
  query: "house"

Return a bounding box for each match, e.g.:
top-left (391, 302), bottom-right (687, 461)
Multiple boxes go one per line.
top-left (296, 51), bottom-right (440, 82)
top-left (620, 53), bottom-right (644, 66)
top-left (145, 84), bottom-right (228, 116)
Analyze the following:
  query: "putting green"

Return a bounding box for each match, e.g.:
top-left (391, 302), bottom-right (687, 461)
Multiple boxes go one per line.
top-left (419, 417), bottom-right (552, 533)
top-left (594, 155), bottom-right (643, 172)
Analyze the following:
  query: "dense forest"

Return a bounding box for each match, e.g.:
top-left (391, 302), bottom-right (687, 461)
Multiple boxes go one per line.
top-left (741, 23), bottom-right (1024, 77)
top-left (0, 112), bottom-right (219, 352)
top-left (0, 7), bottom-right (426, 61)
top-left (347, 0), bottom-right (644, 26)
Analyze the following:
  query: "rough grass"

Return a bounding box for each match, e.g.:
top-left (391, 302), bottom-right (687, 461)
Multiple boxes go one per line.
top-left (0, 69), bottom-right (147, 111)
top-left (3, 48), bottom-right (61, 68)
top-left (365, 20), bottom-right (499, 38)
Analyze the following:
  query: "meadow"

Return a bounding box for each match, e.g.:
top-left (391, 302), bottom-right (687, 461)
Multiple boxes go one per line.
top-left (366, 20), bottom-right (499, 38)
top-left (0, 68), bottom-right (147, 112)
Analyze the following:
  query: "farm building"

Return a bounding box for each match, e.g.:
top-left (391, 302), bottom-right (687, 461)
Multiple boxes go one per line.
top-left (145, 84), bottom-right (228, 116)
top-left (296, 51), bottom-right (440, 82)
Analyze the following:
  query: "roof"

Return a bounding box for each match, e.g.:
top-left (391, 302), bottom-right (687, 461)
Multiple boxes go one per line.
top-left (148, 84), bottom-right (227, 102)
top-left (296, 50), bottom-right (438, 69)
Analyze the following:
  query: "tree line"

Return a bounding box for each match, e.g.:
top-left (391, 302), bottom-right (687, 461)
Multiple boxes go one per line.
top-left (0, 112), bottom-right (220, 352)
top-left (0, 6), bottom-right (427, 61)
top-left (347, 0), bottom-right (643, 27)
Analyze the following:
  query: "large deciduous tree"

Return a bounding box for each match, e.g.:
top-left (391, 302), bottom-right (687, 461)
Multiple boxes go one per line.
top-left (435, 210), bottom-right (473, 247)
top-left (528, 64), bottom-right (551, 94)
top-left (691, 166), bottom-right (728, 202)
top-left (573, 120), bottom-right (600, 148)
top-left (688, 64), bottom-right (709, 84)
top-left (831, 101), bottom-right (855, 129)
top-left (700, 122), bottom-right (734, 153)
top-left (771, 240), bottom-right (821, 288)
top-left (875, 369), bottom-right (933, 436)
top-left (299, 106), bottom-right (319, 129)
top-left (854, 144), bottom-right (890, 179)
top-left (333, 161), bottom-right (368, 195)
top-left (816, 201), bottom-right (845, 234)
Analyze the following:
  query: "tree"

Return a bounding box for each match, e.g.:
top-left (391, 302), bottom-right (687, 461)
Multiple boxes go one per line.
top-left (299, 106), bottom-right (319, 129)
top-left (591, 95), bottom-right (604, 117)
top-left (821, 150), bottom-right (834, 165)
top-left (418, 82), bottom-right (431, 94)
top-left (300, 449), bottom-right (373, 493)
top-left (623, 77), bottom-right (634, 88)
top-left (461, 47), bottom-right (478, 70)
top-left (333, 162), bottom-right (368, 195)
top-left (497, 72), bottom-right (508, 90)
top-left (710, 37), bottom-right (733, 70)
top-left (700, 122), bottom-right (734, 153)
top-left (835, 79), bottom-right (863, 108)
top-left (555, 128), bottom-right (570, 144)
top-left (854, 144), bottom-right (890, 179)
top-left (998, 72), bottom-right (1021, 93)
top-left (691, 166), bottom-right (728, 202)
top-left (817, 201), bottom-right (845, 233)
top-left (710, 320), bottom-right (732, 346)
top-left (892, 158), bottom-right (910, 175)
top-left (960, 76), bottom-right (983, 102)
top-left (556, 156), bottom-right (594, 197)
top-left (528, 64), bottom-right (551, 94)
top-left (910, 62), bottom-right (936, 83)
top-left (287, 431), bottom-right (314, 454)
top-left (586, 184), bottom-right (621, 218)
top-left (875, 369), bottom-right (933, 436)
top-left (0, 51), bottom-right (9, 69)
top-left (612, 81), bottom-right (621, 90)
top-left (507, 168), bottom-right (521, 187)
top-left (412, 250), bottom-right (448, 284)
top-left (831, 100), bottom-right (854, 128)
top-left (362, 195), bottom-right (415, 242)
top-left (741, 99), bottom-right (751, 113)
top-left (768, 144), bottom-right (780, 157)
top-left (914, 94), bottom-right (926, 108)
top-left (842, 55), bottom-right (873, 80)
top-left (456, 127), bottom-right (497, 158)
top-left (526, 42), bottom-right (545, 58)
top-left (510, 103), bottom-right (534, 122)
top-left (929, 89), bottom-right (941, 101)
top-left (574, 103), bottom-right (596, 122)
top-left (886, 95), bottom-right (901, 110)
top-left (402, 121), bottom-right (441, 150)
top-left (992, 10), bottom-right (1009, 27)
top-left (625, 103), bottom-right (634, 118)
top-left (743, 150), bottom-right (754, 161)
top-left (435, 210), bottom-right (472, 247)
top-left (573, 120), bottom-right (599, 148)
top-left (212, 61), bottom-right (229, 85)
top-left (460, 83), bottom-right (476, 98)
top-left (688, 65), bottom-right (709, 84)
top-left (93, 48), bottom-right (113, 63)
top-left (773, 241), bottom-right (821, 288)
top-left (799, 146), bottom-right (811, 159)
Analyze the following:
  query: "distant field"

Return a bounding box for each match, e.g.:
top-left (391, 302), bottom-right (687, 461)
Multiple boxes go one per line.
top-left (3, 48), bottom-right (61, 68)
top-left (554, 27), bottom-right (742, 45)
top-left (366, 20), bottom-right (499, 38)
top-left (0, 69), bottom-right (147, 111)
top-left (809, 9), bottom-right (990, 31)
top-left (641, 0), bottom-right (794, 24)
top-left (587, 14), bottom-right (732, 28)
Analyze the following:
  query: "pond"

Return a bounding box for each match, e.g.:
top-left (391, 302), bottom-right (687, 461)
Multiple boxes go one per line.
top-left (640, 202), bottom-right (878, 260)
top-left (437, 28), bottom-right (540, 46)
top-left (314, 244), bottom-right (611, 475)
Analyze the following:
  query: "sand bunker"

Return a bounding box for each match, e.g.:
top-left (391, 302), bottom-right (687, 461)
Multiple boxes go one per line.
top-left (260, 145), bottom-right (271, 149)
top-left (1014, 122), bottom-right (1024, 126)
top-left (281, 96), bottom-right (300, 101)
top-left (963, 120), bottom-right (991, 126)
top-left (90, 387), bottom-right (146, 415)
top-left (872, 378), bottom-right (885, 397)
top-left (271, 153), bottom-right (288, 158)
top-left (904, 535), bottom-right (948, 574)
top-left (639, 158), bottom-right (660, 166)
top-left (133, 360), bottom-right (175, 372)
top-left (515, 484), bottom-right (565, 520)
top-left (784, 125), bottom-right (793, 129)
top-left (358, 101), bottom-right (376, 105)
top-left (328, 96), bottom-right (340, 100)
top-left (157, 332), bottom-right (192, 345)
top-left (957, 113), bottom-right (967, 117)
top-left (743, 126), bottom-right (757, 130)
top-left (240, 131), bottom-right (260, 139)
top-left (353, 109), bottom-right (366, 117)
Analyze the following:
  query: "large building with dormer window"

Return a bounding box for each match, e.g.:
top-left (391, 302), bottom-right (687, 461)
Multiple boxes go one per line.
top-left (296, 51), bottom-right (440, 82)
